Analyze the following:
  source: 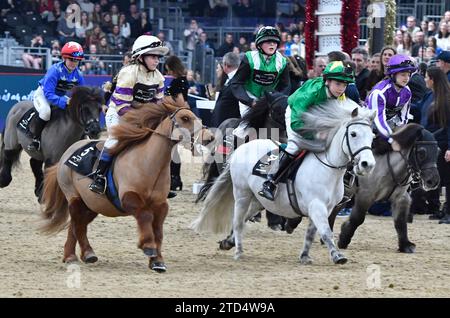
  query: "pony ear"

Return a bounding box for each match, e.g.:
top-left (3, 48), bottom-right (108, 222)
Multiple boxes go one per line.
top-left (416, 127), bottom-right (423, 140)
top-left (351, 107), bottom-right (359, 117)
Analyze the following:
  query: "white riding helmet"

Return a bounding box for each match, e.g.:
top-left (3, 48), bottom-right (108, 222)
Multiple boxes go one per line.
top-left (131, 35), bottom-right (169, 58)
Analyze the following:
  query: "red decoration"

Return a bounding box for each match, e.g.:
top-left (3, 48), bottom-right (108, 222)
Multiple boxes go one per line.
top-left (305, 0), bottom-right (318, 70)
top-left (340, 0), bottom-right (361, 55)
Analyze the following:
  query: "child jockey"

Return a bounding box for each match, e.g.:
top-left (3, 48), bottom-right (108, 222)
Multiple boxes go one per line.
top-left (89, 35), bottom-right (169, 194)
top-left (259, 60), bottom-right (355, 201)
top-left (28, 41), bottom-right (85, 151)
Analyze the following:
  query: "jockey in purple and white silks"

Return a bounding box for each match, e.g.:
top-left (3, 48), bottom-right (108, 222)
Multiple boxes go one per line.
top-left (89, 35), bottom-right (169, 194)
top-left (365, 54), bottom-right (416, 144)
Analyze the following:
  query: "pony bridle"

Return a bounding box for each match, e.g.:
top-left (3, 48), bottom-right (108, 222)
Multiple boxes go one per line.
top-left (315, 120), bottom-right (373, 170)
top-left (400, 139), bottom-right (438, 187)
top-left (168, 108), bottom-right (206, 151)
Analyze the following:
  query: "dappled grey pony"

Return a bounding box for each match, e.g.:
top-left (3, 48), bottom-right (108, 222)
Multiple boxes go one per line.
top-left (332, 123), bottom-right (440, 253)
top-left (192, 100), bottom-right (376, 265)
top-left (0, 86), bottom-right (103, 198)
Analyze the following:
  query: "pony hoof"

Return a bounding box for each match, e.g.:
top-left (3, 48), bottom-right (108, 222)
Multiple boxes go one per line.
top-left (234, 252), bottom-right (243, 260)
top-left (218, 240), bottom-right (234, 250)
top-left (143, 248), bottom-right (157, 258)
top-left (0, 174), bottom-right (12, 188)
top-left (63, 255), bottom-right (79, 263)
top-left (82, 252), bottom-right (98, 263)
top-left (398, 243), bottom-right (416, 253)
top-left (150, 261), bottom-right (167, 273)
top-left (300, 256), bottom-right (313, 265)
top-left (333, 255), bottom-right (348, 265)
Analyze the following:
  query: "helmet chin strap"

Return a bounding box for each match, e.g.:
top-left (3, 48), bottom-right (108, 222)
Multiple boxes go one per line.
top-left (391, 74), bottom-right (406, 89)
top-left (325, 84), bottom-right (339, 99)
top-left (138, 56), bottom-right (154, 73)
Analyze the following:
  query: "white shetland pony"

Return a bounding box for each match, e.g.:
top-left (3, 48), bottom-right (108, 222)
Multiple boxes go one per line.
top-left (192, 100), bottom-right (377, 265)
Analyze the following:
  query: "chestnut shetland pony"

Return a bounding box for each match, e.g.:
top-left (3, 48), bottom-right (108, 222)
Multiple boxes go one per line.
top-left (39, 96), bottom-right (213, 272)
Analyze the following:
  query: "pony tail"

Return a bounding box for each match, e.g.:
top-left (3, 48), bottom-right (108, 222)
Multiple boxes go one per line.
top-left (191, 164), bottom-right (234, 234)
top-left (39, 165), bottom-right (69, 235)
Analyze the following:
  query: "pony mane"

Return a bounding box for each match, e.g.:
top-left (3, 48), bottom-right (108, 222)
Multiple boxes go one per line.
top-left (242, 97), bottom-right (270, 130)
top-left (67, 86), bottom-right (104, 120)
top-left (391, 123), bottom-right (423, 149)
top-left (108, 96), bottom-right (187, 156)
top-left (300, 99), bottom-right (372, 147)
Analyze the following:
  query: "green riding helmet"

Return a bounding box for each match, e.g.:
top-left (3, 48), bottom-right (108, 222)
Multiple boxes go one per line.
top-left (322, 61), bottom-right (355, 83)
top-left (255, 26), bottom-right (281, 52)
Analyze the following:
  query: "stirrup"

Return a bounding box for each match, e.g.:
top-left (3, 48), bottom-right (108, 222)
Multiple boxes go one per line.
top-left (89, 175), bottom-right (107, 194)
top-left (27, 139), bottom-right (41, 151)
top-left (258, 180), bottom-right (277, 201)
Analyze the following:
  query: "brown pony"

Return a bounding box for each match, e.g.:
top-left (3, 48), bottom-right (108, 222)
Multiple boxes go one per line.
top-left (39, 96), bottom-right (214, 272)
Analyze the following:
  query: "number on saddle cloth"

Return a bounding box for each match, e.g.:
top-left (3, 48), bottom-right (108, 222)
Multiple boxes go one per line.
top-left (252, 146), bottom-right (307, 182)
top-left (17, 108), bottom-right (38, 137)
top-left (64, 141), bottom-right (102, 177)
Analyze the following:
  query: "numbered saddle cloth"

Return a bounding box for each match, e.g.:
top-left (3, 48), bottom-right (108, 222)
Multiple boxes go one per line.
top-left (64, 141), bottom-right (125, 212)
top-left (17, 107), bottom-right (37, 137)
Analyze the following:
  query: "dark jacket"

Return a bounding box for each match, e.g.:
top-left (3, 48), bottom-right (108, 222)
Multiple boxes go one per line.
top-left (355, 68), bottom-right (370, 100)
top-left (211, 81), bottom-right (241, 128)
top-left (420, 90), bottom-right (450, 150)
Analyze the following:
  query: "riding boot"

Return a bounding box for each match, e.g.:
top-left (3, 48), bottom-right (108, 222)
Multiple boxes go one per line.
top-left (170, 161), bottom-right (183, 191)
top-left (27, 117), bottom-right (47, 151)
top-left (89, 157), bottom-right (111, 194)
top-left (258, 151), bottom-right (296, 201)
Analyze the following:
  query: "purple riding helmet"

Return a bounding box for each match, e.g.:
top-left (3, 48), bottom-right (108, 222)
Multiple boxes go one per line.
top-left (385, 54), bottom-right (417, 76)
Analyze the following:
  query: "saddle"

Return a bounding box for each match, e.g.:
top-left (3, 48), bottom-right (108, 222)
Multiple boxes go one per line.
top-left (252, 146), bottom-right (307, 216)
top-left (64, 141), bottom-right (125, 213)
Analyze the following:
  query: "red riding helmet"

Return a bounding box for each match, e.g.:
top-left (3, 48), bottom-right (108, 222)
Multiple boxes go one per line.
top-left (61, 41), bottom-right (84, 60)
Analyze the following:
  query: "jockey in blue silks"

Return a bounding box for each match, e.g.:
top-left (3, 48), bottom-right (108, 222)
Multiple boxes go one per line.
top-left (28, 41), bottom-right (85, 151)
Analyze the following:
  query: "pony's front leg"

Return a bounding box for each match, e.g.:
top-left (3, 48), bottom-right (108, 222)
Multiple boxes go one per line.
top-left (149, 201), bottom-right (169, 273)
top-left (232, 195), bottom-right (252, 260)
top-left (122, 192), bottom-right (157, 258)
top-left (392, 193), bottom-right (416, 253)
top-left (299, 220), bottom-right (316, 265)
top-left (308, 199), bottom-right (347, 265)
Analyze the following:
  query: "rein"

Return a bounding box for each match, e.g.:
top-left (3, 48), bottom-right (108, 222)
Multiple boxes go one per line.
top-left (314, 121), bottom-right (372, 170)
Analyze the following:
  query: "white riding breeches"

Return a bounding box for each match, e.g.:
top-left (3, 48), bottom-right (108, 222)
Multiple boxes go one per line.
top-left (104, 106), bottom-right (119, 149)
top-left (33, 86), bottom-right (52, 121)
top-left (284, 107), bottom-right (303, 156)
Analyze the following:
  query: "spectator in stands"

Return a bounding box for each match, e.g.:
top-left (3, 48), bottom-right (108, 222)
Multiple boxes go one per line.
top-left (290, 33), bottom-right (305, 58)
top-left (249, 41), bottom-right (257, 51)
top-left (57, 7), bottom-right (76, 45)
top-left (100, 12), bottom-right (113, 34)
top-left (216, 33), bottom-right (234, 57)
top-left (23, 0), bottom-right (39, 15)
top-left (108, 25), bottom-right (126, 54)
top-left (110, 3), bottom-right (119, 25)
top-left (97, 36), bottom-right (112, 55)
top-left (84, 44), bottom-right (107, 75)
top-left (38, 0), bottom-right (54, 20)
top-left (118, 13), bottom-right (131, 40)
top-left (420, 20), bottom-right (428, 34)
top-left (308, 56), bottom-right (327, 79)
top-left (445, 11), bottom-right (450, 23)
top-left (406, 16), bottom-right (420, 38)
top-left (186, 69), bottom-right (204, 101)
top-left (85, 24), bottom-right (105, 49)
top-left (128, 3), bottom-right (141, 40)
top-left (75, 11), bottom-right (93, 44)
top-left (156, 31), bottom-right (174, 56)
top-left (78, 0), bottom-right (94, 16)
top-left (428, 36), bottom-right (442, 57)
top-left (292, 1), bottom-right (306, 22)
top-left (412, 31), bottom-right (426, 57)
top-left (22, 34), bottom-right (44, 70)
top-left (50, 39), bottom-right (61, 63)
top-left (397, 32), bottom-right (413, 56)
top-left (428, 21), bottom-right (437, 38)
top-left (368, 52), bottom-right (381, 71)
top-left (365, 46), bottom-right (396, 97)
top-left (435, 21), bottom-right (450, 51)
top-left (394, 30), bottom-right (403, 48)
top-left (139, 10), bottom-right (152, 35)
top-left (238, 36), bottom-right (250, 53)
top-left (47, 0), bottom-right (63, 33)
top-left (209, 0), bottom-right (229, 18)
top-left (210, 52), bottom-right (241, 127)
top-left (99, 0), bottom-right (110, 12)
top-left (183, 19), bottom-right (203, 51)
top-left (233, 0), bottom-right (256, 18)
top-left (436, 51), bottom-right (450, 81)
top-left (91, 3), bottom-right (102, 24)
top-left (352, 47), bottom-right (370, 100)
